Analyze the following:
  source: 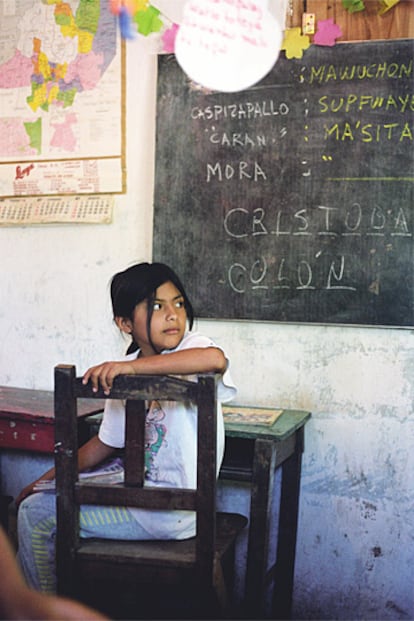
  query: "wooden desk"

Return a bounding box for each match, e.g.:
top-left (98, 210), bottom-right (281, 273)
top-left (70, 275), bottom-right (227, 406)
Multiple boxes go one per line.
top-left (0, 386), bottom-right (310, 619)
top-left (221, 408), bottom-right (311, 619)
top-left (0, 386), bottom-right (104, 453)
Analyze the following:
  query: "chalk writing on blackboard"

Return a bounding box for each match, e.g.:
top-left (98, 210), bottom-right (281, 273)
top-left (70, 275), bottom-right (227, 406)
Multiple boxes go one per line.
top-left (153, 40), bottom-right (414, 327)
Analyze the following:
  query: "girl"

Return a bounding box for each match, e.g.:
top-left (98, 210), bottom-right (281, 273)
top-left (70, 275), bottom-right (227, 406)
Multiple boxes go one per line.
top-left (16, 262), bottom-right (237, 593)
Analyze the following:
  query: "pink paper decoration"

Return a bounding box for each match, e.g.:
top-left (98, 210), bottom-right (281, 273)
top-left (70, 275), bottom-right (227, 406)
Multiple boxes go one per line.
top-left (313, 18), bottom-right (343, 47)
top-left (162, 23), bottom-right (179, 53)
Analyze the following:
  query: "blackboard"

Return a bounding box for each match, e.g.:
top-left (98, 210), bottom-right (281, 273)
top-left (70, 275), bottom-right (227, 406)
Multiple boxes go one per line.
top-left (153, 39), bottom-right (414, 326)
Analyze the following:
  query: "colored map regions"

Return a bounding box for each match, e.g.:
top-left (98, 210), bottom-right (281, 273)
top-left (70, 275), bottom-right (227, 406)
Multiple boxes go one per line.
top-left (0, 0), bottom-right (118, 158)
top-left (26, 0), bottom-right (103, 112)
top-left (24, 119), bottom-right (42, 154)
top-left (51, 113), bottom-right (77, 151)
top-left (1, 119), bottom-right (40, 158)
top-left (0, 51), bottom-right (33, 88)
top-left (27, 34), bottom-right (105, 112)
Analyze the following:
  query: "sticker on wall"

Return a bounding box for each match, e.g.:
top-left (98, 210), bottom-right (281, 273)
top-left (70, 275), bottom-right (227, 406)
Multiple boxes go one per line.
top-left (175, 0), bottom-right (283, 92)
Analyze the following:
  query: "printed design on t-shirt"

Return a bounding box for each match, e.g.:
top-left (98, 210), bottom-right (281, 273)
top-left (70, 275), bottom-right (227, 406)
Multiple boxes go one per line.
top-left (145, 400), bottom-right (167, 481)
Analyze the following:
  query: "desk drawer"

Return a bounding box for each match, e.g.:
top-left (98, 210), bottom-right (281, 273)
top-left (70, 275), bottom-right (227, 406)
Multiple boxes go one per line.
top-left (0, 418), bottom-right (54, 453)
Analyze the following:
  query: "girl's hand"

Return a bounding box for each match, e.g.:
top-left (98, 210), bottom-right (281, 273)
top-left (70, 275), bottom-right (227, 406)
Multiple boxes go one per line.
top-left (82, 361), bottom-right (136, 395)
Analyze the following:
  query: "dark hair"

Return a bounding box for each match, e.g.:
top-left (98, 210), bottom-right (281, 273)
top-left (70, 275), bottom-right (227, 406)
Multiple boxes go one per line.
top-left (110, 262), bottom-right (194, 354)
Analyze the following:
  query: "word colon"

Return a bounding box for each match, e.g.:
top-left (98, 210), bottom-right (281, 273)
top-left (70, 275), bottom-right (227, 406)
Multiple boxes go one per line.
top-left (227, 255), bottom-right (356, 293)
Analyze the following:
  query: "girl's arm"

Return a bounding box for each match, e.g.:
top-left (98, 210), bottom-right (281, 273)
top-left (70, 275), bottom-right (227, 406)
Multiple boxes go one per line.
top-left (15, 435), bottom-right (115, 506)
top-left (83, 347), bottom-right (227, 394)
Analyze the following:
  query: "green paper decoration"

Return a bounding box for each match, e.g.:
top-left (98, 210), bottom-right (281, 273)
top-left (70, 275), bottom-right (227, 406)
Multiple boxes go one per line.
top-left (133, 5), bottom-right (163, 36)
top-left (342, 0), bottom-right (365, 12)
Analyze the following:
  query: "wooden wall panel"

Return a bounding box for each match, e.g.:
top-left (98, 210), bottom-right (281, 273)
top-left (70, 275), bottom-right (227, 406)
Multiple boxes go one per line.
top-left (290, 0), bottom-right (414, 40)
top-left (286, 0), bottom-right (307, 27)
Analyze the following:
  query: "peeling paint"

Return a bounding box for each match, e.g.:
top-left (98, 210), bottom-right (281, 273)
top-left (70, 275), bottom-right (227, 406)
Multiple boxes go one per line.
top-left (372, 546), bottom-right (383, 558)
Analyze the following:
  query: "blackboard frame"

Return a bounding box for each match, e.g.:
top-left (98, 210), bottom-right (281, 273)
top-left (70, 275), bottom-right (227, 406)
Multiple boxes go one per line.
top-left (153, 39), bottom-right (414, 328)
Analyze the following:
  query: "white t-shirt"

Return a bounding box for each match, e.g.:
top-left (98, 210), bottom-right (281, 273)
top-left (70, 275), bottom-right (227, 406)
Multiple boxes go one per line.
top-left (98, 331), bottom-right (237, 539)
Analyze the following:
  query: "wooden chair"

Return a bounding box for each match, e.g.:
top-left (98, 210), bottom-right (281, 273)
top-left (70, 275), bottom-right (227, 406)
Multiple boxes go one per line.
top-left (54, 364), bottom-right (247, 619)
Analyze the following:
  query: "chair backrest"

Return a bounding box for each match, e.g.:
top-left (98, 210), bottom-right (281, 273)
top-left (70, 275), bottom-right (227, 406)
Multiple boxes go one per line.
top-left (54, 364), bottom-right (219, 592)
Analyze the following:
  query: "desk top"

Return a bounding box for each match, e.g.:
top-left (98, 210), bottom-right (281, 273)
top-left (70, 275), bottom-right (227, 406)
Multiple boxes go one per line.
top-left (0, 385), bottom-right (104, 423)
top-left (224, 408), bottom-right (311, 441)
top-left (0, 386), bottom-right (310, 434)
top-left (0, 385), bottom-right (310, 454)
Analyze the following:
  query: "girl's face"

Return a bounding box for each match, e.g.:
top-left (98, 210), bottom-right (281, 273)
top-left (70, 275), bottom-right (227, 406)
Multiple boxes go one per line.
top-left (117, 281), bottom-right (188, 357)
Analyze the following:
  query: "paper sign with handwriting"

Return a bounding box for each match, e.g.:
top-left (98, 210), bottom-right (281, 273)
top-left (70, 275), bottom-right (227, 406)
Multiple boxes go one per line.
top-left (175, 0), bottom-right (282, 92)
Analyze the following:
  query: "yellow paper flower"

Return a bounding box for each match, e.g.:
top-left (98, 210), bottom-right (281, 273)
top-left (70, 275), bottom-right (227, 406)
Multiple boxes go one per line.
top-left (281, 27), bottom-right (310, 60)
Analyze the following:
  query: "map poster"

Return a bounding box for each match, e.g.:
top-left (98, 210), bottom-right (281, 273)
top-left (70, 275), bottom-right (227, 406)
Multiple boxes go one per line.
top-left (0, 0), bottom-right (125, 198)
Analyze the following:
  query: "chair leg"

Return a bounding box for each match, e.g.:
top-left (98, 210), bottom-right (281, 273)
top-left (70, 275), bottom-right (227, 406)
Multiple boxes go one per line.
top-left (213, 559), bottom-right (230, 614)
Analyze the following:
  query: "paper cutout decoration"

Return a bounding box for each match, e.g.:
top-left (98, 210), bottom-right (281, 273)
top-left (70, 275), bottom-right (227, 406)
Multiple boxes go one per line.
top-left (161, 23), bottom-right (179, 53)
top-left (313, 18), bottom-right (343, 47)
top-left (175, 0), bottom-right (283, 93)
top-left (378, 0), bottom-right (400, 15)
top-left (342, 0), bottom-right (365, 12)
top-left (280, 27), bottom-right (310, 59)
top-left (118, 5), bottom-right (136, 39)
top-left (133, 4), bottom-right (163, 35)
top-left (109, 0), bottom-right (137, 15)
top-left (110, 1), bottom-right (137, 39)
top-left (110, 1), bottom-right (167, 40)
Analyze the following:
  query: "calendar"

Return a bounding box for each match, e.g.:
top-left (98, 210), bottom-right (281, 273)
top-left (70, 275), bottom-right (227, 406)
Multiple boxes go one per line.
top-left (0, 195), bottom-right (113, 225)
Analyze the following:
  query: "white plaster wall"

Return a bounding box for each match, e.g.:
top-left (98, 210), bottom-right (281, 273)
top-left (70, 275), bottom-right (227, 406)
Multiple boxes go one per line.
top-left (208, 320), bottom-right (414, 619)
top-left (0, 39), bottom-right (413, 620)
